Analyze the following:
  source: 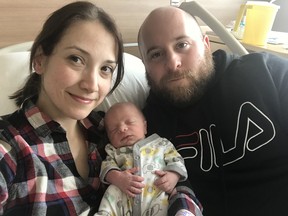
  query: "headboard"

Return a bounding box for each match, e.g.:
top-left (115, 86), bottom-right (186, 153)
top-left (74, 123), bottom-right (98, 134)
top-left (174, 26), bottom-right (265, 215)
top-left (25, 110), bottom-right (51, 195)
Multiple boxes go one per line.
top-left (0, 0), bottom-right (169, 57)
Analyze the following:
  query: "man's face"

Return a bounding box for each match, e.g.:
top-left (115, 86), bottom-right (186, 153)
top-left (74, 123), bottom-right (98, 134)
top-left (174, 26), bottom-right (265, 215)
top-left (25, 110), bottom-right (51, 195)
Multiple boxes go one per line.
top-left (139, 7), bottom-right (215, 106)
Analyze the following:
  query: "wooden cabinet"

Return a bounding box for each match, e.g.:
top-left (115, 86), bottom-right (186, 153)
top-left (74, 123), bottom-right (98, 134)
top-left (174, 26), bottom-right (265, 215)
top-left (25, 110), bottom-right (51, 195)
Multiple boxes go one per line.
top-left (207, 33), bottom-right (288, 58)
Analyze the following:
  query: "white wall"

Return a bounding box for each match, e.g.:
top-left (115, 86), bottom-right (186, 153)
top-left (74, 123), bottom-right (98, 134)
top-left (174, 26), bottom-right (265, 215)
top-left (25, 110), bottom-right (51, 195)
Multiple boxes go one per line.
top-left (270, 0), bottom-right (288, 32)
top-left (189, 0), bottom-right (287, 33)
top-left (187, 0), bottom-right (246, 26)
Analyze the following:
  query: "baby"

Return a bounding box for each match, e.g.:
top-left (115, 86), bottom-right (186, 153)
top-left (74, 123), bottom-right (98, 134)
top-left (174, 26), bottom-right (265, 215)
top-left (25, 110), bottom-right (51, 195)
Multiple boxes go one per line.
top-left (96, 102), bottom-right (201, 216)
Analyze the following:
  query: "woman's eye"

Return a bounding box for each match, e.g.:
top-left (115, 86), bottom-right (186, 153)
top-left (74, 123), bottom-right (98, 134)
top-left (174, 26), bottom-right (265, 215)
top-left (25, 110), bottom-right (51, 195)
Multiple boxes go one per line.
top-left (101, 65), bottom-right (114, 74)
top-left (69, 55), bottom-right (83, 64)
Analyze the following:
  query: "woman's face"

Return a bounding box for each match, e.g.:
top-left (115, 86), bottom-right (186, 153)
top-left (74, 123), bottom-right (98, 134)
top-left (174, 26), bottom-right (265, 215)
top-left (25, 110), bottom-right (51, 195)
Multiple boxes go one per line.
top-left (35, 21), bottom-right (117, 121)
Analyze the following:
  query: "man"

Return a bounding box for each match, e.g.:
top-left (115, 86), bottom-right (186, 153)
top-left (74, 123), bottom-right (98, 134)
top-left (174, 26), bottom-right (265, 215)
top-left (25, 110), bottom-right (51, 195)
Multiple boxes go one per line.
top-left (138, 6), bottom-right (288, 216)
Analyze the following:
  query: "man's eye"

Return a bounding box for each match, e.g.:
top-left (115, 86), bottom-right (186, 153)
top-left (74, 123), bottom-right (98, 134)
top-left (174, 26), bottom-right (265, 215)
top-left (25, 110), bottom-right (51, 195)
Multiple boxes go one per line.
top-left (150, 52), bottom-right (161, 60)
top-left (177, 42), bottom-right (188, 49)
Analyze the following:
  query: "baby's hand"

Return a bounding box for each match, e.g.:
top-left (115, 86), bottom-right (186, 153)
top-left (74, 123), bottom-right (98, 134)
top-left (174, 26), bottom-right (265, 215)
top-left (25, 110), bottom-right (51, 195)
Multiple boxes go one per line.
top-left (108, 167), bottom-right (145, 197)
top-left (153, 170), bottom-right (180, 194)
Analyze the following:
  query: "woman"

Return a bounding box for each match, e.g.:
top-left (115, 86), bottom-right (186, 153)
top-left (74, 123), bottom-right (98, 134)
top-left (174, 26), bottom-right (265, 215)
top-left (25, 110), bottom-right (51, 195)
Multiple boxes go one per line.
top-left (0, 1), bottom-right (124, 215)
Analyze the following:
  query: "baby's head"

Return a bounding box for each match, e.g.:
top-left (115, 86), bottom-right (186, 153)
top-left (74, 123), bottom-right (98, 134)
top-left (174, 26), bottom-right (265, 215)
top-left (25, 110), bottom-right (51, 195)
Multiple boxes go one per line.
top-left (104, 102), bottom-right (147, 148)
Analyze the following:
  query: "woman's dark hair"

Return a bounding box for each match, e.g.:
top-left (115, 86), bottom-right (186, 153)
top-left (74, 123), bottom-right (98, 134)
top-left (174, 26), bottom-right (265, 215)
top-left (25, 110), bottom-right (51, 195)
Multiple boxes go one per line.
top-left (11, 1), bottom-right (124, 106)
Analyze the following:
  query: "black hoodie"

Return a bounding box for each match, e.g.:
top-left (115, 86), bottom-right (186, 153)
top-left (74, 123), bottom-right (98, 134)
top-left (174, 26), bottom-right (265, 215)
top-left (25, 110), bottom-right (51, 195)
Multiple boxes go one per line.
top-left (143, 50), bottom-right (288, 216)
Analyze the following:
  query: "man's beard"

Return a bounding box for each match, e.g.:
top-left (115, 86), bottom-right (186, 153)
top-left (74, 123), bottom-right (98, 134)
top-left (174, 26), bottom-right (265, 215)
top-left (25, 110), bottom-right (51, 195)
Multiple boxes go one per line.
top-left (146, 49), bottom-right (215, 107)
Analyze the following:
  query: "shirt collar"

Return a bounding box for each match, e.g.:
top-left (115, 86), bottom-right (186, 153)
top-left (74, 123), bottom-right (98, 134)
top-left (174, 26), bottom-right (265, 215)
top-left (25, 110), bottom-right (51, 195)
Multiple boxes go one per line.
top-left (22, 98), bottom-right (105, 138)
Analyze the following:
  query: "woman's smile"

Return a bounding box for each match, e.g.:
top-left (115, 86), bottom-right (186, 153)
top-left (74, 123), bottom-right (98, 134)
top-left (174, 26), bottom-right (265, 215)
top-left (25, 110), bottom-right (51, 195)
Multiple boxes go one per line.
top-left (69, 92), bottom-right (97, 104)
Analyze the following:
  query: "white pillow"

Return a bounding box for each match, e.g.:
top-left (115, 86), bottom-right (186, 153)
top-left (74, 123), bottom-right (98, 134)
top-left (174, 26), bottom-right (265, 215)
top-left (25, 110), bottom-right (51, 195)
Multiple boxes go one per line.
top-left (0, 41), bottom-right (33, 54)
top-left (96, 52), bottom-right (149, 112)
top-left (0, 51), bottom-right (30, 115)
top-left (0, 51), bottom-right (149, 116)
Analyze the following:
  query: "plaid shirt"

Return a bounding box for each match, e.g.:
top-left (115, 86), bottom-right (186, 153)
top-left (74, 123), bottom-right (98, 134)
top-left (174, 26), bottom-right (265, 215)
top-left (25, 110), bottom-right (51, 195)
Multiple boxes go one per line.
top-left (0, 99), bottom-right (107, 216)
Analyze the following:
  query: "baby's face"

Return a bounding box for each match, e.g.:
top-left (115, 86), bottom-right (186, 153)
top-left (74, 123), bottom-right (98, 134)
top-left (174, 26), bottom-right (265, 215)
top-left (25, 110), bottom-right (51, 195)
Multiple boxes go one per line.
top-left (105, 104), bottom-right (147, 148)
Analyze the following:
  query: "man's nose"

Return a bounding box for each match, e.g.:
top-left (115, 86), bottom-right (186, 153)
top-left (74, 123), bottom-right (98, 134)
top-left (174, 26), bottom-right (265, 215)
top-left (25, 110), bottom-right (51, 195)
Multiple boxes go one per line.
top-left (166, 51), bottom-right (182, 71)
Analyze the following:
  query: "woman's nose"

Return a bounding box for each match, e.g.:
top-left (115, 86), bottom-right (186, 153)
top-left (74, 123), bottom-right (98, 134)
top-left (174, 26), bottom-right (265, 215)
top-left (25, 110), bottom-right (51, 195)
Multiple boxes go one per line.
top-left (80, 69), bottom-right (99, 93)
